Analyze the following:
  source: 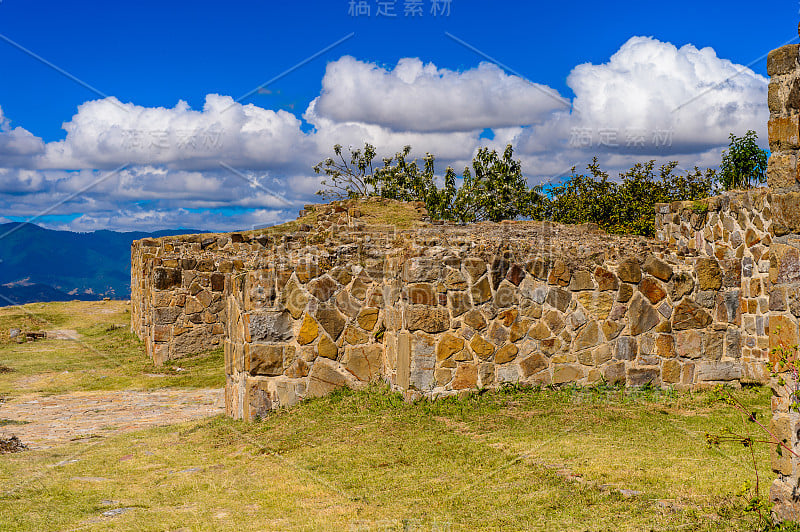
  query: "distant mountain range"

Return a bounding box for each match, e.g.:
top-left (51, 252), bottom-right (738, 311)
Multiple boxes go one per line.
top-left (0, 223), bottom-right (203, 306)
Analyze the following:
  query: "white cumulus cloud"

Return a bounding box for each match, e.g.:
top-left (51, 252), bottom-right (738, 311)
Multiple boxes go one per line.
top-left (566, 36), bottom-right (767, 154)
top-left (311, 56), bottom-right (569, 132)
top-left (0, 35), bottom-right (773, 231)
top-left (40, 94), bottom-right (315, 171)
top-left (0, 106), bottom-right (45, 165)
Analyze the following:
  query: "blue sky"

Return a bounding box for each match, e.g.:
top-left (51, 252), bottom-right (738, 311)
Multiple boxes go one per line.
top-left (0, 0), bottom-right (793, 231)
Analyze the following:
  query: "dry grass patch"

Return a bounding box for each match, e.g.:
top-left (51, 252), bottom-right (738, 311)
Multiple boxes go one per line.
top-left (0, 301), bottom-right (791, 530)
top-left (0, 301), bottom-right (223, 397)
top-left (0, 384), bottom-right (784, 531)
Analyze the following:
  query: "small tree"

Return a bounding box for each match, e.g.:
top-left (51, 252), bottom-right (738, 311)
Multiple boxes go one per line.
top-left (719, 130), bottom-right (768, 190)
top-left (314, 143), bottom-right (542, 223)
top-left (544, 158), bottom-right (616, 227)
top-left (313, 143), bottom-right (378, 200)
top-left (453, 144), bottom-right (544, 223)
top-left (373, 146), bottom-right (458, 221)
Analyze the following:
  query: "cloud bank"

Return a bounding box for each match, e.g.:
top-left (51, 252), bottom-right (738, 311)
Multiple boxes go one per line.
top-left (312, 56), bottom-right (569, 132)
top-left (0, 36), bottom-right (768, 232)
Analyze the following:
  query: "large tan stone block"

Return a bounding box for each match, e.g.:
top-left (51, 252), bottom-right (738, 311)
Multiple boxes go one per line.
top-left (342, 344), bottom-right (383, 382)
top-left (771, 195), bottom-right (800, 238)
top-left (672, 300), bottom-right (712, 331)
top-left (357, 307), bottom-right (379, 331)
top-left (306, 358), bottom-right (360, 398)
top-left (470, 334), bottom-right (495, 360)
top-left (396, 331), bottom-right (411, 389)
top-left (406, 305), bottom-right (450, 333)
top-left (553, 364), bottom-right (583, 384)
top-left (577, 291), bottom-right (615, 320)
top-left (244, 377), bottom-right (272, 420)
top-left (770, 315), bottom-right (799, 358)
top-left (768, 44), bottom-right (800, 76)
top-left (436, 333), bottom-right (465, 361)
top-left (318, 334), bottom-right (338, 360)
top-left (495, 343), bottom-right (519, 364)
top-left (520, 353), bottom-right (548, 377)
top-left (470, 275), bottom-right (492, 304)
top-left (297, 314), bottom-right (319, 345)
top-left (246, 344), bottom-right (287, 376)
top-left (451, 363), bottom-right (478, 390)
top-left (767, 153), bottom-right (799, 190)
top-left (695, 258), bottom-right (722, 291)
top-left (769, 115), bottom-right (800, 151)
top-left (770, 415), bottom-right (794, 476)
top-left (628, 294), bottom-right (660, 335)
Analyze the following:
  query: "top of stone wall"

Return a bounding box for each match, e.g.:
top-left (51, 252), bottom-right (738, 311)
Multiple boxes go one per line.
top-left (136, 198), bottom-right (430, 246)
top-left (657, 187), bottom-right (800, 238)
top-left (133, 198), bottom-right (674, 271)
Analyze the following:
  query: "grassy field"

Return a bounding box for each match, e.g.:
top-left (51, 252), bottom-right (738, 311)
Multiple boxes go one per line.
top-left (0, 300), bottom-right (224, 397)
top-left (0, 301), bottom-right (790, 531)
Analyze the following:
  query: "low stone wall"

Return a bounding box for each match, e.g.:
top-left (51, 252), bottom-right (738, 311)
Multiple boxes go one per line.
top-left (220, 209), bottom-right (769, 419)
top-left (655, 190), bottom-right (775, 385)
top-left (131, 234), bottom-right (263, 364)
top-left (130, 204), bottom-right (428, 363)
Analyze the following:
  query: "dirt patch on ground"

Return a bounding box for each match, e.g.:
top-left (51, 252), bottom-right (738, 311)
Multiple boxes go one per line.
top-left (45, 329), bottom-right (81, 340)
top-left (0, 389), bottom-right (224, 449)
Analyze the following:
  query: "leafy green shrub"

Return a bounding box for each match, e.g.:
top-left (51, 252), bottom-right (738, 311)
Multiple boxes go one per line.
top-left (314, 142), bottom-right (722, 235)
top-left (313, 143), bottom-right (379, 200)
top-left (719, 130), bottom-right (768, 190)
top-left (315, 143), bottom-right (545, 223)
top-left (544, 158), bottom-right (718, 237)
top-left (453, 145), bottom-right (546, 223)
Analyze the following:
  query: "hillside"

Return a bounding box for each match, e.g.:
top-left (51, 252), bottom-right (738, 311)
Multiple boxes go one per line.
top-left (0, 223), bottom-right (203, 306)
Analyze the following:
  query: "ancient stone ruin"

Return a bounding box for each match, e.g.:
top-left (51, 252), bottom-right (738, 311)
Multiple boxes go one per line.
top-left (129, 36), bottom-right (800, 521)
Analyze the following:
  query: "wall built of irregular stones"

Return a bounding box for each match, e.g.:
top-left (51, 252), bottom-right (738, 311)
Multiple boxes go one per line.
top-left (655, 190), bottom-right (775, 386)
top-left (216, 204), bottom-right (775, 420)
top-left (131, 233), bottom-right (278, 364)
top-left (766, 38), bottom-right (800, 523)
top-left (132, 197), bottom-right (776, 420)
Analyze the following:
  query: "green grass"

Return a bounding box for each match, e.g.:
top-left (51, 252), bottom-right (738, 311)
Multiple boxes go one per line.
top-left (0, 383), bottom-right (784, 531)
top-left (0, 301), bottom-right (224, 397)
top-left (0, 301), bottom-right (790, 530)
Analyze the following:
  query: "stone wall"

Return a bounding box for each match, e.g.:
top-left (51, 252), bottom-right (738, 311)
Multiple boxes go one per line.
top-left (217, 206), bottom-right (772, 420)
top-left (767, 38), bottom-right (800, 523)
top-left (131, 233), bottom-right (266, 364)
top-left (654, 190), bottom-right (774, 386)
top-left (131, 195), bottom-right (778, 419)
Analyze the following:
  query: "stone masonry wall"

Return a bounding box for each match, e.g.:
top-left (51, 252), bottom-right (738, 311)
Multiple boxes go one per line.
top-left (767, 37), bottom-right (800, 523)
top-left (219, 207), bottom-right (771, 420)
top-left (131, 203), bottom-right (430, 364)
top-left (131, 233), bottom-right (272, 364)
top-left (654, 190), bottom-right (774, 387)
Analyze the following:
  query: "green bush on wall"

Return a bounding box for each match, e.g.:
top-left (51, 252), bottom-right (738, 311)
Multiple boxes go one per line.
top-left (314, 131), bottom-right (765, 237)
